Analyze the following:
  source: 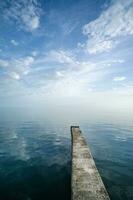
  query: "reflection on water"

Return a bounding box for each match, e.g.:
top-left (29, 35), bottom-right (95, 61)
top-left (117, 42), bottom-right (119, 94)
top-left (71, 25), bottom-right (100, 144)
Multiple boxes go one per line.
top-left (0, 121), bottom-right (71, 200)
top-left (0, 119), bottom-right (133, 200)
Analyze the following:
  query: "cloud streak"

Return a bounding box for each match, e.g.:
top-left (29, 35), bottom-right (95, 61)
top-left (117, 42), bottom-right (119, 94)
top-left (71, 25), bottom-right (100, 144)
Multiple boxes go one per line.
top-left (0, 56), bottom-right (34, 80)
top-left (11, 39), bottom-right (19, 46)
top-left (113, 76), bottom-right (126, 82)
top-left (5, 0), bottom-right (42, 32)
top-left (83, 0), bottom-right (133, 54)
top-left (26, 49), bottom-right (127, 96)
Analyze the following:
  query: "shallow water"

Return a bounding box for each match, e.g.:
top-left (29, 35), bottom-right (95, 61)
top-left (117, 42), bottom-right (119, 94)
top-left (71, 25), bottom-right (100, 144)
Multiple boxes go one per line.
top-left (0, 117), bottom-right (133, 200)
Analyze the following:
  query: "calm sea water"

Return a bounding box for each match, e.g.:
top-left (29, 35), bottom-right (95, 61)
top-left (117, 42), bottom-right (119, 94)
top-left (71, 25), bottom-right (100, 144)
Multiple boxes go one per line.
top-left (0, 114), bottom-right (133, 200)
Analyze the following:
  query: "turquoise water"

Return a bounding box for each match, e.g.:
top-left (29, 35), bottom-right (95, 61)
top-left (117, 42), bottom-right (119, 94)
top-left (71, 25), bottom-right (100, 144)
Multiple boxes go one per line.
top-left (0, 115), bottom-right (133, 199)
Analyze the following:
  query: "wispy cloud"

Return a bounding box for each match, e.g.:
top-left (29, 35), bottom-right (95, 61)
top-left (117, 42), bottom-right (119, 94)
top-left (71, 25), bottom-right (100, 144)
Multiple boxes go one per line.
top-left (113, 76), bottom-right (126, 82)
top-left (83, 0), bottom-right (133, 54)
top-left (4, 0), bottom-right (42, 32)
top-left (0, 49), bottom-right (129, 98)
top-left (0, 56), bottom-right (34, 80)
top-left (29, 49), bottom-right (123, 96)
top-left (43, 50), bottom-right (76, 64)
top-left (61, 21), bottom-right (79, 35)
top-left (9, 72), bottom-right (21, 80)
top-left (11, 39), bottom-right (19, 46)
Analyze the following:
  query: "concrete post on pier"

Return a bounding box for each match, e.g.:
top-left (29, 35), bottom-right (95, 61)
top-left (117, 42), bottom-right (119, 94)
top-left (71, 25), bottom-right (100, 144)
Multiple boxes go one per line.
top-left (71, 126), bottom-right (110, 200)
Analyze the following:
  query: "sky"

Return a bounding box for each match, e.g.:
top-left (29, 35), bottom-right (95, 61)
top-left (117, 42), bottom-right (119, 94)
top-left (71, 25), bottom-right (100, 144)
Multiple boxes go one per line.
top-left (0, 0), bottom-right (133, 116)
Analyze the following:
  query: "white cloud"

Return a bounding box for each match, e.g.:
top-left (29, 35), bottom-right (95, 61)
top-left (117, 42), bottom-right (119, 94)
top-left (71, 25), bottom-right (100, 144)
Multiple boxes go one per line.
top-left (56, 71), bottom-right (65, 77)
top-left (113, 76), bottom-right (126, 81)
top-left (112, 59), bottom-right (125, 63)
top-left (86, 40), bottom-right (114, 54)
top-left (32, 50), bottom-right (118, 96)
top-left (10, 72), bottom-right (20, 80)
top-left (0, 48), bottom-right (130, 98)
top-left (44, 50), bottom-right (76, 64)
top-left (11, 39), bottom-right (19, 46)
top-left (22, 56), bottom-right (34, 66)
top-left (5, 0), bottom-right (41, 32)
top-left (21, 12), bottom-right (40, 31)
top-left (0, 56), bottom-right (34, 80)
top-left (83, 0), bottom-right (133, 54)
top-left (35, 50), bottom-right (99, 74)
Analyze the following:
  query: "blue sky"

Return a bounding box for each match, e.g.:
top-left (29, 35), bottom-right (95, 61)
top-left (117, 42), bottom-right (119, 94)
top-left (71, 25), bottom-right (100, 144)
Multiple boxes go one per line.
top-left (0, 0), bottom-right (133, 111)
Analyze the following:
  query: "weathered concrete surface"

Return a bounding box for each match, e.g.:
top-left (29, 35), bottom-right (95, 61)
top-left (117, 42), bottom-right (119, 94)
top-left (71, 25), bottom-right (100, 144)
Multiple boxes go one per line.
top-left (71, 126), bottom-right (110, 200)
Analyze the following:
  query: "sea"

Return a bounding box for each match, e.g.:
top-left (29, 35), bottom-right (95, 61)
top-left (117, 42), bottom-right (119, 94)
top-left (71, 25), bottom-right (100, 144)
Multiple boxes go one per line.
top-left (0, 108), bottom-right (133, 200)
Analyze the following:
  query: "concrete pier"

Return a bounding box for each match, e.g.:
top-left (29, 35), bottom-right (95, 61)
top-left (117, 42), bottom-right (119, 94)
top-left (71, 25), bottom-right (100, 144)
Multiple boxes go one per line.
top-left (71, 126), bottom-right (110, 200)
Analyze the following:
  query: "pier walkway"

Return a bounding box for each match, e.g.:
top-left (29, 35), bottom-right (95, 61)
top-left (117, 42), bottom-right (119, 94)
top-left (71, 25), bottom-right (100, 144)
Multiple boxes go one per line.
top-left (71, 126), bottom-right (110, 200)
